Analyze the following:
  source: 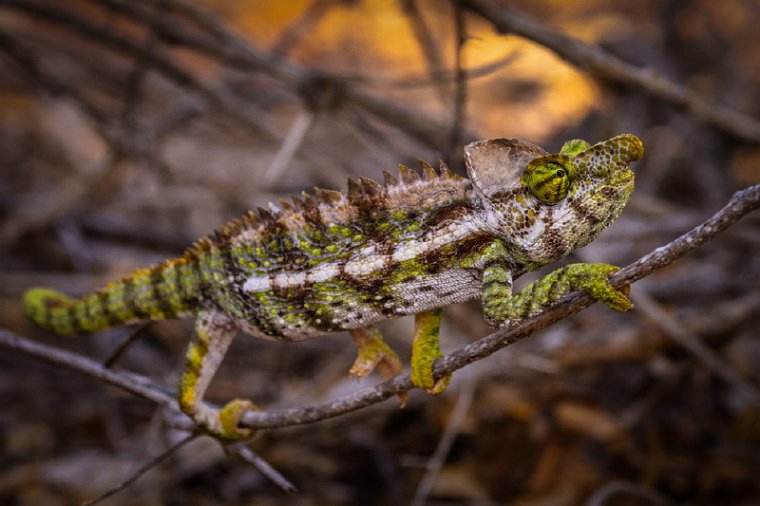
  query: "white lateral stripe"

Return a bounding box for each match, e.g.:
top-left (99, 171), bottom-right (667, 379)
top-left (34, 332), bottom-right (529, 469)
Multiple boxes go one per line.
top-left (344, 254), bottom-right (387, 277)
top-left (308, 263), bottom-right (341, 283)
top-left (392, 222), bottom-right (474, 263)
top-left (274, 271), bottom-right (306, 288)
top-left (392, 241), bottom-right (423, 262)
top-left (243, 263), bottom-right (343, 293)
top-left (243, 275), bottom-right (271, 293)
top-left (242, 221), bottom-right (479, 292)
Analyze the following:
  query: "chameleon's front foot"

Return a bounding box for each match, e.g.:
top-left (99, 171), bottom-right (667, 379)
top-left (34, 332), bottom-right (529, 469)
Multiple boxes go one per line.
top-left (411, 308), bottom-right (450, 395)
top-left (410, 346), bottom-right (450, 394)
top-left (485, 263), bottom-right (632, 328)
top-left (576, 264), bottom-right (632, 312)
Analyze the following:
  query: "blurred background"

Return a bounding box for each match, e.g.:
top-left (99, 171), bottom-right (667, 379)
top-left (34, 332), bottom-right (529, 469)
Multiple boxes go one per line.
top-left (1, 1), bottom-right (759, 504)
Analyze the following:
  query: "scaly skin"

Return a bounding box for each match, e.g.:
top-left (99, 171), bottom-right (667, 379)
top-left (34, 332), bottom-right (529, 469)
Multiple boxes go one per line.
top-left (24, 134), bottom-right (644, 441)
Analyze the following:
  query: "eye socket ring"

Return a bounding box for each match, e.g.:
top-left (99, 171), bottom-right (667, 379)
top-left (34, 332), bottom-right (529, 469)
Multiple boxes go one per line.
top-left (524, 159), bottom-right (572, 204)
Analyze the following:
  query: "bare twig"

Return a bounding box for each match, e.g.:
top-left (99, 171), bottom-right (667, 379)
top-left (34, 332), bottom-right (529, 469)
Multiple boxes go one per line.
top-left (631, 290), bottom-right (760, 406)
top-left (81, 434), bottom-right (198, 506)
top-left (103, 323), bottom-right (152, 368)
top-left (271, 0), bottom-right (340, 57)
top-left (264, 110), bottom-right (316, 186)
top-left (0, 329), bottom-right (176, 408)
top-left (461, 0), bottom-right (760, 143)
top-left (586, 480), bottom-right (671, 506)
top-left (228, 444), bottom-right (299, 494)
top-left (343, 51), bottom-right (518, 88)
top-left (448, 0), bottom-right (467, 163)
top-left (410, 376), bottom-right (475, 506)
top-left (401, 0), bottom-right (449, 104)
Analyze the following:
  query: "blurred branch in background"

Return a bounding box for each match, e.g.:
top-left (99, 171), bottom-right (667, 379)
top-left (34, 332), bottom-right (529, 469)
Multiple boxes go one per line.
top-left (463, 0), bottom-right (760, 143)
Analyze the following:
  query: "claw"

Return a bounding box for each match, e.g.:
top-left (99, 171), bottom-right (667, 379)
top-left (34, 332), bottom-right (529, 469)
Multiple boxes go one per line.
top-left (217, 399), bottom-right (258, 442)
top-left (350, 327), bottom-right (407, 405)
top-left (578, 264), bottom-right (633, 312)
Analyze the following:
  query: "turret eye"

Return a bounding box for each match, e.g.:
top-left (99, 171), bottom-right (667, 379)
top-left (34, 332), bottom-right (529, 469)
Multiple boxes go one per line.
top-left (525, 161), bottom-right (572, 204)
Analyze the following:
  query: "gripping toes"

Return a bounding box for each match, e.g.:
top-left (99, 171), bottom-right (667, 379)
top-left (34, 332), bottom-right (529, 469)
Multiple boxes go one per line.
top-left (410, 349), bottom-right (450, 394)
top-left (411, 308), bottom-right (450, 395)
top-left (350, 327), bottom-right (407, 405)
top-left (569, 263), bottom-right (632, 312)
top-left (217, 399), bottom-right (258, 442)
top-left (349, 327), bottom-right (403, 380)
top-left (484, 263), bottom-right (632, 327)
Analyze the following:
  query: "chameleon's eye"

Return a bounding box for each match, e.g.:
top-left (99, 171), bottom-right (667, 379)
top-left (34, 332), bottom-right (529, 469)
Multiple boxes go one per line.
top-left (525, 161), bottom-right (572, 204)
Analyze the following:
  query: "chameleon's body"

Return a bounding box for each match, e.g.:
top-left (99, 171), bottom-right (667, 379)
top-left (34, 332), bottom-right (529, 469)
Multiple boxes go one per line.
top-left (24, 134), bottom-right (644, 440)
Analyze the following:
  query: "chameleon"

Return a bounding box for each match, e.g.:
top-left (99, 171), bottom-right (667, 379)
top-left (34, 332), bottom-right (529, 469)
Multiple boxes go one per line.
top-left (23, 133), bottom-right (643, 441)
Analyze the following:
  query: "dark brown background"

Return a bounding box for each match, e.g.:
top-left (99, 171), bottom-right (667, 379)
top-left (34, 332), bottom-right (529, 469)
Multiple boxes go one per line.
top-left (1, 1), bottom-right (759, 504)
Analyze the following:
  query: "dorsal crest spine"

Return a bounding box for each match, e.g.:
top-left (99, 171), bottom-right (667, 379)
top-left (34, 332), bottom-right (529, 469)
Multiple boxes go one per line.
top-left (199, 159), bottom-right (470, 251)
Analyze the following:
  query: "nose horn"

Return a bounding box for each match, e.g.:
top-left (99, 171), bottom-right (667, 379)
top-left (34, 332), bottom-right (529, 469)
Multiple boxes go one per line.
top-left (611, 134), bottom-right (644, 163)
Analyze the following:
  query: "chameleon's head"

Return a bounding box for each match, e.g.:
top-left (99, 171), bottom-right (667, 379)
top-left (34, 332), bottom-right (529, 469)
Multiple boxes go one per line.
top-left (465, 134), bottom-right (644, 266)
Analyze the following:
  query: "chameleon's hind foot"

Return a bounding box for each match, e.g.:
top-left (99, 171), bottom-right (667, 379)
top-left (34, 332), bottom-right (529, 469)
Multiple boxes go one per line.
top-left (217, 399), bottom-right (258, 441)
top-left (349, 327), bottom-right (406, 405)
top-left (190, 399), bottom-right (259, 442)
top-left (349, 327), bottom-right (404, 380)
top-left (180, 310), bottom-right (260, 442)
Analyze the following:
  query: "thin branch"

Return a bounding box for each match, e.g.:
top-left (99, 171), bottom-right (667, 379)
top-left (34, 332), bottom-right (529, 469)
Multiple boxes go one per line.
top-left (103, 323), bottom-right (151, 368)
top-left (264, 110), bottom-right (316, 186)
top-left (448, 0), bottom-right (467, 162)
top-left (228, 444), bottom-right (299, 494)
top-left (631, 290), bottom-right (760, 405)
top-left (341, 51), bottom-right (518, 88)
top-left (400, 0), bottom-right (449, 104)
top-left (410, 376), bottom-right (475, 506)
top-left (587, 480), bottom-right (671, 506)
top-left (461, 0), bottom-right (760, 143)
top-left (81, 434), bottom-right (198, 506)
top-left (4, 185), bottom-right (756, 432)
top-left (270, 0), bottom-right (339, 57)
top-left (0, 329), bottom-right (176, 408)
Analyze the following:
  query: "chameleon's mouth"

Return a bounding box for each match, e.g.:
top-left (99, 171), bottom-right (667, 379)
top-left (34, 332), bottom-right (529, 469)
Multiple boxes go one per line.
top-left (576, 167), bottom-right (635, 218)
top-left (532, 166), bottom-right (635, 253)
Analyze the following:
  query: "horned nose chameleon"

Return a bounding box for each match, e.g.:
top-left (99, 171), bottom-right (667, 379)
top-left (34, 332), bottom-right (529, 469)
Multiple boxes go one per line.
top-left (23, 133), bottom-right (644, 441)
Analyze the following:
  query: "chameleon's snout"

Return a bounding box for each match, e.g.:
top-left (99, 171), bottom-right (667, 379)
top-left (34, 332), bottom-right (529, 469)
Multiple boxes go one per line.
top-left (615, 133), bottom-right (644, 164)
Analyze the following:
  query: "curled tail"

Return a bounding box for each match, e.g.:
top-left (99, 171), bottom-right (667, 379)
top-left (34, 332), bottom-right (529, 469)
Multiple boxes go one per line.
top-left (23, 257), bottom-right (202, 336)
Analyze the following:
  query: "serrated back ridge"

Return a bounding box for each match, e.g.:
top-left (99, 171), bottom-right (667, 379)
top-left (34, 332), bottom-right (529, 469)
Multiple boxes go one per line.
top-left (189, 161), bottom-right (469, 254)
